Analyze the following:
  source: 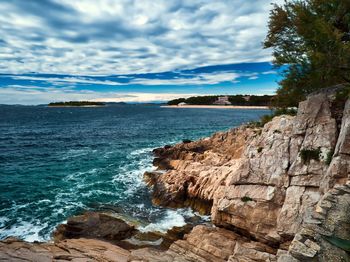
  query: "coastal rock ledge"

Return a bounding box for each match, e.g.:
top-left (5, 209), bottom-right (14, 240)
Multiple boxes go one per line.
top-left (1, 87), bottom-right (349, 261)
top-left (145, 87), bottom-right (350, 261)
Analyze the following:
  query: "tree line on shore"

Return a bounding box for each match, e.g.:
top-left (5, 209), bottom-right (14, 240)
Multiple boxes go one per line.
top-left (167, 95), bottom-right (273, 106)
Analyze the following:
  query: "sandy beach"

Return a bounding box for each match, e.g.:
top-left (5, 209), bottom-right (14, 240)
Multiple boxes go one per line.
top-left (161, 105), bottom-right (270, 109)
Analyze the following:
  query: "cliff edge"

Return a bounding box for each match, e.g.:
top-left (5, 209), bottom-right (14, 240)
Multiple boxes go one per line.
top-left (144, 87), bottom-right (350, 261)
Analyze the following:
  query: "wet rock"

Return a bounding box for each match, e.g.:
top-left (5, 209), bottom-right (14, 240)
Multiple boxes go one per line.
top-left (53, 211), bottom-right (135, 242)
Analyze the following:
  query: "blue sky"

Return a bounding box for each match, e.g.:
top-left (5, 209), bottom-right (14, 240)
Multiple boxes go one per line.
top-left (0, 0), bottom-right (284, 104)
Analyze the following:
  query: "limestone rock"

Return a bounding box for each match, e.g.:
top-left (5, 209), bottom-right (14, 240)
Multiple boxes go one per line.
top-left (53, 211), bottom-right (135, 242)
top-left (145, 91), bottom-right (350, 257)
top-left (0, 237), bottom-right (130, 262)
top-left (130, 225), bottom-right (276, 262)
top-left (280, 183), bottom-right (350, 261)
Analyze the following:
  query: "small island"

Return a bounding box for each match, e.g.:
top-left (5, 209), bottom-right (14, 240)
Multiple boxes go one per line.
top-left (48, 101), bottom-right (105, 107)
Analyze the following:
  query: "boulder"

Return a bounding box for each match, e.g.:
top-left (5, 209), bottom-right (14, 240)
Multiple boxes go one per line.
top-left (53, 211), bottom-right (135, 242)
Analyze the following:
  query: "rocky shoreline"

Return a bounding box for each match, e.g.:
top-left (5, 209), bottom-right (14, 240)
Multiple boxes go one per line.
top-left (1, 87), bottom-right (349, 261)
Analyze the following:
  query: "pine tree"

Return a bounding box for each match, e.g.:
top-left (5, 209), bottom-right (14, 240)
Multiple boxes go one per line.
top-left (264, 0), bottom-right (350, 107)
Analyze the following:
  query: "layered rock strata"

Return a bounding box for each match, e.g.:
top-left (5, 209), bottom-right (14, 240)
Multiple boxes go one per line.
top-left (145, 89), bottom-right (350, 260)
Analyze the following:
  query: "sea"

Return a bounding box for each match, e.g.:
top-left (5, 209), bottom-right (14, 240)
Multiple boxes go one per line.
top-left (0, 104), bottom-right (269, 242)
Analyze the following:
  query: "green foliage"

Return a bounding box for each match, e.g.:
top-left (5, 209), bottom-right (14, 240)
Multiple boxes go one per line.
top-left (257, 147), bottom-right (263, 153)
top-left (241, 196), bottom-right (253, 202)
top-left (326, 149), bottom-right (334, 165)
top-left (265, 0), bottom-right (350, 108)
top-left (167, 98), bottom-right (186, 105)
top-left (260, 114), bottom-right (274, 126)
top-left (48, 101), bottom-right (105, 106)
top-left (274, 107), bottom-right (298, 116)
top-left (247, 121), bottom-right (262, 128)
top-left (322, 235), bottom-right (350, 252)
top-left (185, 96), bottom-right (218, 105)
top-left (334, 85), bottom-right (350, 106)
top-left (249, 107), bottom-right (297, 128)
top-left (167, 95), bottom-right (273, 106)
top-left (300, 148), bottom-right (321, 163)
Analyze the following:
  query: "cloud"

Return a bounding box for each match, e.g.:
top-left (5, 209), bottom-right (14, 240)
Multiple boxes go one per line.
top-left (10, 75), bottom-right (125, 86)
top-left (91, 93), bottom-right (199, 103)
top-left (2, 67), bottom-right (275, 87)
top-left (0, 84), bottom-right (198, 104)
top-left (0, 0), bottom-right (284, 75)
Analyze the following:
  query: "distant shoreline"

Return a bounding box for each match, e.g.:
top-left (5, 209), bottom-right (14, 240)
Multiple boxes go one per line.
top-left (47, 105), bottom-right (105, 108)
top-left (161, 105), bottom-right (270, 109)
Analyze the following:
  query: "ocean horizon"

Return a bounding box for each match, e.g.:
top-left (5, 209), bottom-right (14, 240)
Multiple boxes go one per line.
top-left (0, 104), bottom-right (269, 241)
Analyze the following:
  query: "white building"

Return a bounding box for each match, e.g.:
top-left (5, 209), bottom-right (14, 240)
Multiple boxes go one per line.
top-left (213, 96), bottom-right (231, 105)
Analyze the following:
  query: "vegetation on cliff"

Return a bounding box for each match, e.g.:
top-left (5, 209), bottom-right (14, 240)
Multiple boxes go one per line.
top-left (265, 0), bottom-right (350, 108)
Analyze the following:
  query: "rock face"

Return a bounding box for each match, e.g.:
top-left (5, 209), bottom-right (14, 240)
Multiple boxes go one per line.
top-left (279, 182), bottom-right (350, 261)
top-left (0, 237), bottom-right (131, 262)
top-left (130, 225), bottom-right (277, 262)
top-left (54, 212), bottom-right (136, 242)
top-left (146, 89), bottom-right (350, 260)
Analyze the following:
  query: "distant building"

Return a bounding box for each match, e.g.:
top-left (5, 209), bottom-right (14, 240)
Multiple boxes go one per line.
top-left (213, 96), bottom-right (231, 105)
top-left (178, 102), bottom-right (187, 106)
top-left (243, 95), bottom-right (251, 101)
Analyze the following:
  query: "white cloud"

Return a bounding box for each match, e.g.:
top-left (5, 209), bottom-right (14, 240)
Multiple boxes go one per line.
top-left (0, 0), bottom-right (284, 75)
top-left (10, 75), bottom-right (124, 86)
top-left (91, 93), bottom-right (199, 103)
top-left (0, 84), bottom-right (199, 105)
top-left (5, 69), bottom-right (266, 86)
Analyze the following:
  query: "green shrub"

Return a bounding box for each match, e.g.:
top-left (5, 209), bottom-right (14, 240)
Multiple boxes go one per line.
top-left (257, 147), bottom-right (263, 153)
top-left (274, 108), bottom-right (298, 116)
top-left (322, 235), bottom-right (350, 252)
top-left (247, 121), bottom-right (262, 128)
top-left (334, 86), bottom-right (350, 103)
top-left (241, 196), bottom-right (253, 202)
top-left (248, 107), bottom-right (298, 128)
top-left (260, 114), bottom-right (274, 126)
top-left (326, 150), bottom-right (334, 165)
top-left (300, 148), bottom-right (321, 164)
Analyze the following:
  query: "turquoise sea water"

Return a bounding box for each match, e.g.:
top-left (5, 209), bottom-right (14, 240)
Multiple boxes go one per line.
top-left (0, 104), bottom-right (269, 241)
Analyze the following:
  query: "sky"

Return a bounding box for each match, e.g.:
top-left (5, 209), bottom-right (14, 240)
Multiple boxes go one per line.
top-left (0, 0), bottom-right (284, 105)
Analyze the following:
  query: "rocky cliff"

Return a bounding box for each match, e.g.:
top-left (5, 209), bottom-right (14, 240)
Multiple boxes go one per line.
top-left (1, 87), bottom-right (349, 261)
top-left (144, 87), bottom-right (350, 261)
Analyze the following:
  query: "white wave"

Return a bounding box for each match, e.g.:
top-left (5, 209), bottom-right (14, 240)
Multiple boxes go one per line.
top-left (130, 147), bottom-right (153, 156)
top-left (80, 189), bottom-right (117, 198)
top-left (61, 148), bottom-right (90, 160)
top-left (125, 236), bottom-right (163, 246)
top-left (64, 168), bottom-right (101, 182)
top-left (37, 199), bottom-right (52, 204)
top-left (138, 209), bottom-right (187, 233)
top-left (0, 216), bottom-right (9, 228)
top-left (0, 220), bottom-right (48, 242)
